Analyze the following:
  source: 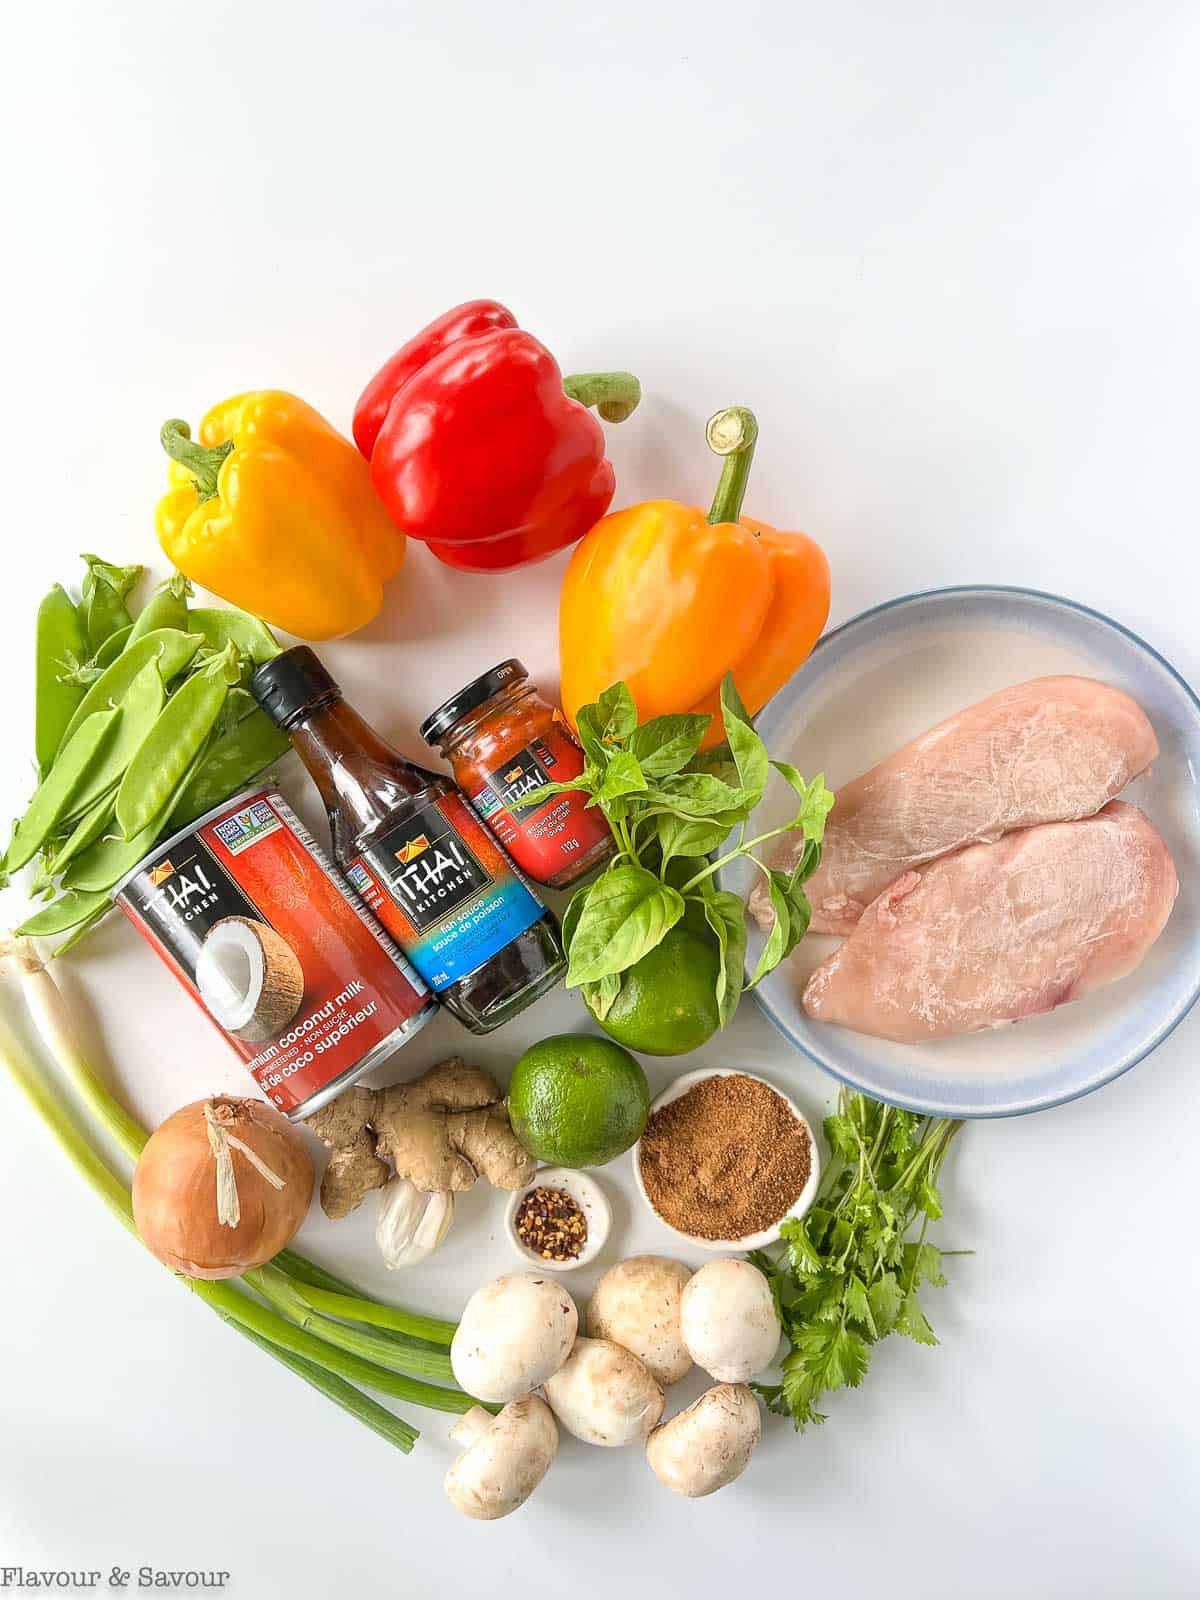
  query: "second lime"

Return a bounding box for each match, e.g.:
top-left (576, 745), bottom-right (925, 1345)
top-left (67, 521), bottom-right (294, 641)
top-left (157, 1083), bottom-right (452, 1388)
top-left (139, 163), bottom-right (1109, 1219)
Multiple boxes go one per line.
top-left (507, 1033), bottom-right (650, 1168)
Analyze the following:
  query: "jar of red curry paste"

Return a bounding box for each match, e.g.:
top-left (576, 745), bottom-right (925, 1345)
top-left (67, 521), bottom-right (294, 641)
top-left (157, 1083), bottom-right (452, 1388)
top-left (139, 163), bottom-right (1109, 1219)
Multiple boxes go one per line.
top-left (420, 661), bottom-right (612, 889)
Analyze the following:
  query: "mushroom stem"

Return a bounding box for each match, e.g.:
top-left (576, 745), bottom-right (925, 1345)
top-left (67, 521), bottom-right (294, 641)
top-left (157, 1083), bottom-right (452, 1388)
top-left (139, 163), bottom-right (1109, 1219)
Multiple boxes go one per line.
top-left (450, 1406), bottom-right (494, 1448)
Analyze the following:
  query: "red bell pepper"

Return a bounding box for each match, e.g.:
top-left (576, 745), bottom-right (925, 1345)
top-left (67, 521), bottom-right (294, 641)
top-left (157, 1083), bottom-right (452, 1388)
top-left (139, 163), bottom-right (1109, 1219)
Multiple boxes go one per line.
top-left (353, 300), bottom-right (640, 572)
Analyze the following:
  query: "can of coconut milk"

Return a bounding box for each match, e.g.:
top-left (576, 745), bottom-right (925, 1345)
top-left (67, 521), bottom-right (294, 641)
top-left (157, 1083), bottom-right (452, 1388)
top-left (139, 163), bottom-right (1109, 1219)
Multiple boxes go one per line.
top-left (113, 787), bottom-right (437, 1119)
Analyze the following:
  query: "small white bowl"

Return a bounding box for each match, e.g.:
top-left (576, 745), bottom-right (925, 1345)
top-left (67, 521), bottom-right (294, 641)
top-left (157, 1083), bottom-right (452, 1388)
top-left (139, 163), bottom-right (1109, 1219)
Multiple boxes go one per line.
top-left (632, 1068), bottom-right (821, 1252)
top-left (503, 1167), bottom-right (612, 1272)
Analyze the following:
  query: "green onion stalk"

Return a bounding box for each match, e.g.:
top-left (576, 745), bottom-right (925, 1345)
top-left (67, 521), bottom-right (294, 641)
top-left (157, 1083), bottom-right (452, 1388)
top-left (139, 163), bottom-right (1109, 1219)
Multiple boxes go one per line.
top-left (0, 935), bottom-right (474, 1453)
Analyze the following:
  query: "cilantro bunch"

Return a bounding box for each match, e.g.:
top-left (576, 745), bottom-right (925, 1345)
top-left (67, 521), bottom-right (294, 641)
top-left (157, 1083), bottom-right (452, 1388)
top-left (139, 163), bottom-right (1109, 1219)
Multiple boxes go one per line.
top-left (527, 674), bottom-right (833, 1028)
top-left (750, 1091), bottom-right (964, 1429)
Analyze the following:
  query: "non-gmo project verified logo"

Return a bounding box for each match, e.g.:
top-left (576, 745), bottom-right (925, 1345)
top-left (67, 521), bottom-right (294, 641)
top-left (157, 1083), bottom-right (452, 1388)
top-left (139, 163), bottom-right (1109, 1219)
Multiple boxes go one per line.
top-left (213, 799), bottom-right (280, 856)
top-left (0, 1568), bottom-right (231, 1590)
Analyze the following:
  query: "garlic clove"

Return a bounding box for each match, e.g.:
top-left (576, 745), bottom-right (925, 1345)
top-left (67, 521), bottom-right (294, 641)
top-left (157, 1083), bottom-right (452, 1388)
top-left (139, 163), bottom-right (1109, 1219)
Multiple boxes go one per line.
top-left (376, 1175), bottom-right (454, 1268)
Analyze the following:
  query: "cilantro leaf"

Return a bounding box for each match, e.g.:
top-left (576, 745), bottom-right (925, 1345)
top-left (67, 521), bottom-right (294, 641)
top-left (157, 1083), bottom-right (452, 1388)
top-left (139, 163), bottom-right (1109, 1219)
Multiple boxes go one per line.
top-left (896, 1291), bottom-right (939, 1346)
top-left (867, 1271), bottom-right (904, 1335)
top-left (823, 1113), bottom-right (860, 1163)
top-left (844, 1274), bottom-right (877, 1337)
top-left (918, 1177), bottom-right (944, 1220)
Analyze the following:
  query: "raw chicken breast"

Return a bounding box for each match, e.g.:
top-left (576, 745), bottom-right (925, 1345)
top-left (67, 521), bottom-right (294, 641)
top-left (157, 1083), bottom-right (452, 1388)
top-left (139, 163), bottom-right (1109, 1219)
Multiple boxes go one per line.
top-left (802, 801), bottom-right (1177, 1043)
top-left (752, 676), bottom-right (1157, 936)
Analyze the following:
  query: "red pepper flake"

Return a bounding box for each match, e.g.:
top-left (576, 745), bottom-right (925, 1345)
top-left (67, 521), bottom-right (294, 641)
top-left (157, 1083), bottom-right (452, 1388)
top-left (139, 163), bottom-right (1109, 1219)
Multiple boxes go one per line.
top-left (514, 1186), bottom-right (587, 1262)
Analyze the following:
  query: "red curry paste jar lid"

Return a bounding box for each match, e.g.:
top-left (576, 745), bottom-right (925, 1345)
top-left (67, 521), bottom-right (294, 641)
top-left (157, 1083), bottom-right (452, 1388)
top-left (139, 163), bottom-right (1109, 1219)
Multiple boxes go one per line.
top-left (419, 660), bottom-right (528, 745)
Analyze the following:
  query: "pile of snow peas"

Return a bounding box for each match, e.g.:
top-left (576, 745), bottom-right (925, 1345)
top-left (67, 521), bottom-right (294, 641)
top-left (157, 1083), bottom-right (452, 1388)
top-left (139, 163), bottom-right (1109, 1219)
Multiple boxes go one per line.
top-left (6, 555), bottom-right (291, 951)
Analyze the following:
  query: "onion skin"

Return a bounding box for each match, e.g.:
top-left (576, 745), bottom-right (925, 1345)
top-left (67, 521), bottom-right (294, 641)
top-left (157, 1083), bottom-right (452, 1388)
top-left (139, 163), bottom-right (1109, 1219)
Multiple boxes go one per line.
top-left (133, 1097), bottom-right (314, 1278)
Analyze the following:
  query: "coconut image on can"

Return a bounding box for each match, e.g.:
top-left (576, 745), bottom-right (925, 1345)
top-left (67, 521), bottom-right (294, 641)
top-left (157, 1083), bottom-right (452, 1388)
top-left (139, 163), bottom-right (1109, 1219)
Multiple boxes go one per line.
top-left (195, 917), bottom-right (305, 1043)
top-left (114, 788), bottom-right (438, 1118)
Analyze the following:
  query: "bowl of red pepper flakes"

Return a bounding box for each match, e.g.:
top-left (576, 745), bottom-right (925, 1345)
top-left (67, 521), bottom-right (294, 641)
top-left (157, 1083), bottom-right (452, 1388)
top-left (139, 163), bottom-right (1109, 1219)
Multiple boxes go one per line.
top-left (421, 661), bottom-right (613, 890)
top-left (504, 1167), bottom-right (612, 1272)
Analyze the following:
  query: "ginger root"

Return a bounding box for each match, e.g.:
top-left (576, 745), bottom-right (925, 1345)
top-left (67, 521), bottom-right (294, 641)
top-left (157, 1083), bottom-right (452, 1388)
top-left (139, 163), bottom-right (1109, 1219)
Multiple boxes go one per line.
top-left (305, 1088), bottom-right (390, 1219)
top-left (305, 1058), bottom-right (535, 1219)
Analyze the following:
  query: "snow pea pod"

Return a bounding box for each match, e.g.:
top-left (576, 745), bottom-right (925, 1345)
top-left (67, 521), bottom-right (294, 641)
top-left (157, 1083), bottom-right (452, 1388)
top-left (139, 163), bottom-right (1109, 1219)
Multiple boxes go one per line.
top-left (188, 607), bottom-right (281, 666)
top-left (115, 668), bottom-right (230, 840)
top-left (94, 625), bottom-right (133, 668)
top-left (15, 887), bottom-right (111, 938)
top-left (127, 576), bottom-right (191, 647)
top-left (62, 816), bottom-right (162, 894)
top-left (63, 732), bottom-right (214, 893)
top-left (171, 702), bottom-right (291, 827)
top-left (80, 553), bottom-right (142, 653)
top-left (59, 628), bottom-right (202, 750)
top-left (51, 794), bottom-right (118, 877)
top-left (35, 584), bottom-right (88, 774)
top-left (54, 901), bottom-right (112, 955)
top-left (68, 660), bottom-right (165, 819)
top-left (6, 707), bottom-right (122, 871)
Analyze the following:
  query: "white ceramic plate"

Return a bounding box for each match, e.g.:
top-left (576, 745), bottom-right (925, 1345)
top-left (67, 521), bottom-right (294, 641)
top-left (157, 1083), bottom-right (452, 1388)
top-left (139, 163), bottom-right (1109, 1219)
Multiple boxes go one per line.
top-left (632, 1069), bottom-right (821, 1248)
top-left (727, 586), bottom-right (1200, 1118)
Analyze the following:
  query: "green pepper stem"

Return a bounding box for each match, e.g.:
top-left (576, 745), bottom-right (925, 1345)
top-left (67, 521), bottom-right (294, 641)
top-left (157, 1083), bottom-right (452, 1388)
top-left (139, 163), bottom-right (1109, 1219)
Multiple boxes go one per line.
top-left (706, 406), bottom-right (759, 524)
top-left (562, 371), bottom-right (641, 424)
top-left (160, 419), bottom-right (233, 501)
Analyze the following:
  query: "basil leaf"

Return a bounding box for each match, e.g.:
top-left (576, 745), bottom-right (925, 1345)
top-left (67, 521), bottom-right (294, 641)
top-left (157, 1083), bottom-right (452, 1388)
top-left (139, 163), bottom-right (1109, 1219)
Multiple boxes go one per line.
top-left (596, 682), bottom-right (637, 742)
top-left (786, 838), bottom-right (823, 885)
top-left (748, 868), bottom-right (813, 985)
top-left (779, 879), bottom-right (812, 959)
top-left (565, 864), bottom-right (684, 986)
top-left (748, 873), bottom-right (791, 986)
top-left (651, 773), bottom-right (751, 819)
top-left (519, 777), bottom-right (592, 811)
top-left (656, 811), bottom-right (736, 865)
top-left (720, 673), bottom-right (768, 804)
top-left (574, 705), bottom-right (609, 769)
top-left (628, 714), bottom-right (711, 778)
top-left (772, 762), bottom-right (836, 840)
top-left (560, 882), bottom-right (594, 956)
top-left (597, 750), bottom-right (647, 804)
top-left (583, 971), bottom-right (622, 1021)
top-left (687, 740), bottom-right (739, 786)
top-left (699, 888), bottom-right (748, 1028)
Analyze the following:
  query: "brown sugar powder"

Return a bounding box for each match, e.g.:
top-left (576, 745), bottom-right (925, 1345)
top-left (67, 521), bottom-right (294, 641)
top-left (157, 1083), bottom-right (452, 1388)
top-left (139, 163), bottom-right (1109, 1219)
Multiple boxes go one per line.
top-left (639, 1073), bottom-right (812, 1240)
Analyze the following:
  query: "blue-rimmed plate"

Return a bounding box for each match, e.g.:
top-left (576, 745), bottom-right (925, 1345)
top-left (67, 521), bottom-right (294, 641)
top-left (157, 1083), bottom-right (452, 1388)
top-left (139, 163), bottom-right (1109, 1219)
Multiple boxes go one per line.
top-left (729, 587), bottom-right (1200, 1117)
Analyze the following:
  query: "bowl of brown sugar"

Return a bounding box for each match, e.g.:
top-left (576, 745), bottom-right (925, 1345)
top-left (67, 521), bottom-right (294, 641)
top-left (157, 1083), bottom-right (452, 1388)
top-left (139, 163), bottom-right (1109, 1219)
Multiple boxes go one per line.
top-left (633, 1069), bottom-right (820, 1250)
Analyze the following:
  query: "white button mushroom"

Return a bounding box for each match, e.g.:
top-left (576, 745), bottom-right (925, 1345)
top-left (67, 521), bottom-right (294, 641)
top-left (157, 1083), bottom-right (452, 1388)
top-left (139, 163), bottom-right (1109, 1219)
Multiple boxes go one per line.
top-left (451, 1273), bottom-right (579, 1403)
top-left (543, 1336), bottom-right (665, 1447)
top-left (646, 1384), bottom-right (761, 1497)
top-left (679, 1258), bottom-right (781, 1382)
top-left (444, 1396), bottom-right (558, 1520)
top-left (586, 1255), bottom-right (693, 1387)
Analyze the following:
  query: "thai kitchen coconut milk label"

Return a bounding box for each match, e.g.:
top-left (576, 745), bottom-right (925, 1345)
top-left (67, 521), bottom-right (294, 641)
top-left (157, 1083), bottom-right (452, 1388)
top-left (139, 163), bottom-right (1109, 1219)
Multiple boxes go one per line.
top-left (348, 791), bottom-right (542, 991)
top-left (115, 790), bottom-right (434, 1117)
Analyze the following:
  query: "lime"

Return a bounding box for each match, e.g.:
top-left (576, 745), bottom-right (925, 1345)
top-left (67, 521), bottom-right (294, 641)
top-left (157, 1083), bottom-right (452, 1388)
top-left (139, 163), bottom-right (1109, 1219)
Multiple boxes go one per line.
top-left (508, 1033), bottom-right (650, 1167)
top-left (589, 926), bottom-right (722, 1056)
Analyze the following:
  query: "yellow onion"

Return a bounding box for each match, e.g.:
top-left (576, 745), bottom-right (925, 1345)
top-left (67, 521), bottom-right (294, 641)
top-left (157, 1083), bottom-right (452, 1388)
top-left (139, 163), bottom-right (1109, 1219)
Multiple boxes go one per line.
top-left (132, 1096), bottom-right (313, 1278)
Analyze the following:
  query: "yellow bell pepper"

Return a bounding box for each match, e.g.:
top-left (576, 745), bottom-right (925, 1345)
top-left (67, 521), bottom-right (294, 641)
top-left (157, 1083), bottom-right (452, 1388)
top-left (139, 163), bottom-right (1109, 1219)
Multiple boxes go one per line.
top-left (560, 407), bottom-right (831, 746)
top-left (156, 391), bottom-right (405, 640)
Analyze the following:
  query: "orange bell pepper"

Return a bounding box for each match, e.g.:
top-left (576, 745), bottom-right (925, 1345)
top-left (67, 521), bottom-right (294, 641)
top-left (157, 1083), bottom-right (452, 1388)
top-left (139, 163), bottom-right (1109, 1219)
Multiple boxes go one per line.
top-left (559, 408), bottom-right (830, 746)
top-left (156, 392), bottom-right (404, 641)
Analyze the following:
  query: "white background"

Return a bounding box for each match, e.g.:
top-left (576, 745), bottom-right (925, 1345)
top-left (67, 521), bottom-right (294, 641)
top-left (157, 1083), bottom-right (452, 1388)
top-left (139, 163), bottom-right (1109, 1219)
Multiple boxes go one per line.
top-left (2, 4), bottom-right (1198, 1597)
